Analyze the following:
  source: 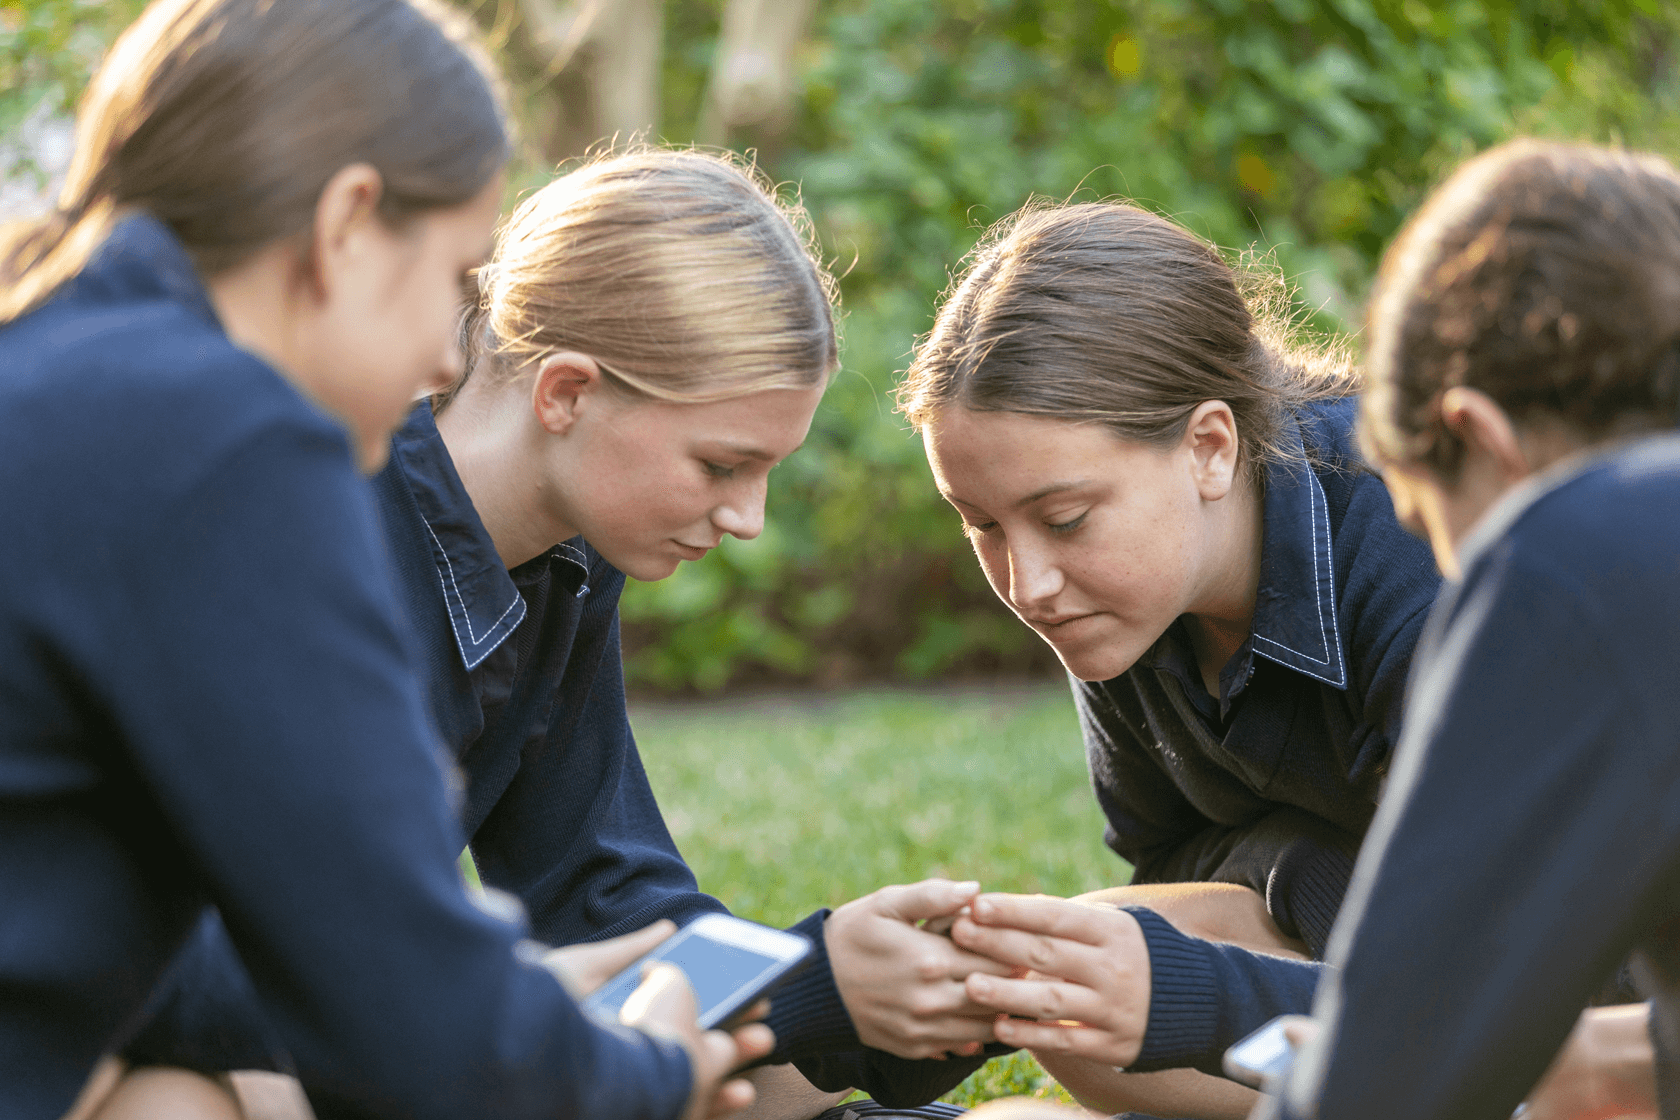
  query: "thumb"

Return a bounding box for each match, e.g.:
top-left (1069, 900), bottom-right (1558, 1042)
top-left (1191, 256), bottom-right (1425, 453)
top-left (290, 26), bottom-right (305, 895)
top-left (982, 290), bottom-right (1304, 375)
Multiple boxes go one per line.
top-left (873, 879), bottom-right (982, 923)
top-left (543, 919), bottom-right (677, 997)
top-left (621, 963), bottom-right (699, 1031)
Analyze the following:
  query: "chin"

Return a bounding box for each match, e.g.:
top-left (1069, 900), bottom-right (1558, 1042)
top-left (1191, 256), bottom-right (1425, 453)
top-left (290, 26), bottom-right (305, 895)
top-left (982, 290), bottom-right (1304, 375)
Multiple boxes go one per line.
top-left (358, 438), bottom-right (391, 475)
top-left (616, 553), bottom-right (682, 583)
top-left (1047, 637), bottom-right (1149, 684)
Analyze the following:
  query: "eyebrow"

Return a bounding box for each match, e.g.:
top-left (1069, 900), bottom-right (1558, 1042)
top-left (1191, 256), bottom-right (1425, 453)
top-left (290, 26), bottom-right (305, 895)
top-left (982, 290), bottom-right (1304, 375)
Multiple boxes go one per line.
top-left (941, 480), bottom-right (1091, 510)
top-left (1014, 480), bottom-right (1091, 508)
top-left (711, 441), bottom-right (804, 462)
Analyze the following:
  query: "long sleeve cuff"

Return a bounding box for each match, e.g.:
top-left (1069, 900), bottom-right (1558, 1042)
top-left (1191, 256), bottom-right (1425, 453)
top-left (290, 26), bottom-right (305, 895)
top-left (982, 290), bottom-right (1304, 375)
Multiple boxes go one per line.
top-left (770, 910), bottom-right (1008, 1106)
top-left (1127, 906), bottom-right (1323, 1077)
top-left (1127, 907), bottom-right (1223, 1072)
top-left (765, 910), bottom-right (862, 1062)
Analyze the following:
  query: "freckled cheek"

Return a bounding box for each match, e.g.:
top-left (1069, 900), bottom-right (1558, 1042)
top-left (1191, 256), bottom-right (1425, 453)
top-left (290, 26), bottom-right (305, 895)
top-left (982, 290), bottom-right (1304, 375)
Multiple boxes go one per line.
top-left (1064, 542), bottom-right (1184, 618)
top-left (971, 539), bottom-right (1012, 599)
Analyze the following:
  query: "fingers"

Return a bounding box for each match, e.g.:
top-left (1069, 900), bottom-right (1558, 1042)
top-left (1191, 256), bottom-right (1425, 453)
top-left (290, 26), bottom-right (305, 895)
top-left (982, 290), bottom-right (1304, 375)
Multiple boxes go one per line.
top-left (542, 919), bottom-right (677, 998)
top-left (991, 1016), bottom-right (1139, 1066)
top-left (621, 962), bottom-right (697, 1026)
top-left (964, 972), bottom-right (1109, 1026)
top-left (871, 879), bottom-right (982, 923)
top-left (1278, 1016), bottom-right (1318, 1048)
top-left (969, 893), bottom-right (1118, 946)
top-left (951, 917), bottom-right (1101, 986)
top-left (727, 1022), bottom-right (775, 1065)
top-left (703, 1076), bottom-right (756, 1119)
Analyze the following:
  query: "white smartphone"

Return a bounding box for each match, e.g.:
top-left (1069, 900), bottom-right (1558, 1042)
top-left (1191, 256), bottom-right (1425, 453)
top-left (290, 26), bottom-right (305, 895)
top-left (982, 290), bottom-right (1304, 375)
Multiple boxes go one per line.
top-left (1222, 1015), bottom-right (1304, 1088)
top-left (582, 913), bottom-right (813, 1030)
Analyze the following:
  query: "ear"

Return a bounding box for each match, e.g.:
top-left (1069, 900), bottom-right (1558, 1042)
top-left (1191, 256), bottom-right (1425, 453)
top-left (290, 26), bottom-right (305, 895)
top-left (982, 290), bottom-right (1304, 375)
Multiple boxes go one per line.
top-left (1182, 399), bottom-right (1241, 501)
top-left (302, 162), bottom-right (385, 302)
top-left (531, 351), bottom-right (606, 435)
top-left (1439, 387), bottom-right (1530, 483)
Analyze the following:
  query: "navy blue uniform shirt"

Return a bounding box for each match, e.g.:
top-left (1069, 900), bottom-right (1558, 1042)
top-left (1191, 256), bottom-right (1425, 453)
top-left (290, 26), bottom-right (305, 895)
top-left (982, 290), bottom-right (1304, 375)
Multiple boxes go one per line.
top-left (131, 404), bottom-right (985, 1105)
top-left (1257, 436), bottom-right (1680, 1120)
top-left (1078, 398), bottom-right (1441, 957)
top-left (1094, 439), bottom-right (1680, 1118)
top-left (0, 217), bottom-right (693, 1120)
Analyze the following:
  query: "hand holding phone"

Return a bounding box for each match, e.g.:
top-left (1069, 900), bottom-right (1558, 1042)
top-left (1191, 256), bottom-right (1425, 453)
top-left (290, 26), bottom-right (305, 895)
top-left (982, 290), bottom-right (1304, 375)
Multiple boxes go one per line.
top-left (1223, 1015), bottom-right (1315, 1089)
top-left (584, 913), bottom-right (813, 1030)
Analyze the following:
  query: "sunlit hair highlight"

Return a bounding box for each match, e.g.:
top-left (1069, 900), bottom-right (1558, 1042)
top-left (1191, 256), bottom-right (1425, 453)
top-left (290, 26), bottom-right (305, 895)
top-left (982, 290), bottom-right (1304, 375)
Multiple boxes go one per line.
top-left (1362, 139), bottom-right (1680, 478)
top-left (446, 146), bottom-right (839, 408)
top-left (897, 201), bottom-right (1355, 479)
top-left (0, 0), bottom-right (509, 327)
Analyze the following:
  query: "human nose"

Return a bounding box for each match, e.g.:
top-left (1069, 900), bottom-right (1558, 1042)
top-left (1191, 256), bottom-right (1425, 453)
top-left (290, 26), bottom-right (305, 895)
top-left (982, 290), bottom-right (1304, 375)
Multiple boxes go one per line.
top-left (712, 477), bottom-right (766, 541)
top-left (1005, 536), bottom-right (1063, 613)
top-left (423, 333), bottom-right (465, 397)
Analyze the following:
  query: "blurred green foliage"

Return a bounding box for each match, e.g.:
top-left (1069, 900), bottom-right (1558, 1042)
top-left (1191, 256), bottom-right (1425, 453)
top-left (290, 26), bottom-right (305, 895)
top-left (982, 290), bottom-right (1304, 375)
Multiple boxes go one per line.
top-left (622, 0), bottom-right (1680, 690)
top-left (0, 0), bottom-right (144, 183)
top-left (13, 0), bottom-right (1679, 690)
top-left (632, 684), bottom-right (1108, 1105)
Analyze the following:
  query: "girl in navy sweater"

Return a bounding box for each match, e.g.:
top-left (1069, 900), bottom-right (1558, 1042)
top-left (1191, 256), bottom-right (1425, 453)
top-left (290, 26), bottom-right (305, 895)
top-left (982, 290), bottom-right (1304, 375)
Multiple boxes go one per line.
top-left (948, 140), bottom-right (1680, 1120)
top-left (122, 149), bottom-right (1020, 1120)
top-left (0, 3), bottom-right (766, 1119)
top-left (896, 203), bottom-right (1442, 1117)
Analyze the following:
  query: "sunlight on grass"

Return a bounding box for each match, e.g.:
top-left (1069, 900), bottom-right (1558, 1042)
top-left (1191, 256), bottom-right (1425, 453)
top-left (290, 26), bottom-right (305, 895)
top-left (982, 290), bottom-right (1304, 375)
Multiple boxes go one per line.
top-left (629, 683), bottom-right (1127, 1108)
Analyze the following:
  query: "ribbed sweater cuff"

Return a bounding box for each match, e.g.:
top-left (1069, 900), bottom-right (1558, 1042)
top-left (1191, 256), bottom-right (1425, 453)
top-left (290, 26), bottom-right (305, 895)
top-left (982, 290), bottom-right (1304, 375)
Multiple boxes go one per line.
top-left (1269, 843), bottom-right (1355, 961)
top-left (1125, 906), bottom-right (1222, 1072)
top-left (764, 909), bottom-right (862, 1063)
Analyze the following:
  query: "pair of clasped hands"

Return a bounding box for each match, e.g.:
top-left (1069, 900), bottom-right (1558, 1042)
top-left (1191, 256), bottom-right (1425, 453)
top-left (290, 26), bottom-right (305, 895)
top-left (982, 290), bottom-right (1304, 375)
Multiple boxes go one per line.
top-left (545, 879), bottom-right (1151, 1120)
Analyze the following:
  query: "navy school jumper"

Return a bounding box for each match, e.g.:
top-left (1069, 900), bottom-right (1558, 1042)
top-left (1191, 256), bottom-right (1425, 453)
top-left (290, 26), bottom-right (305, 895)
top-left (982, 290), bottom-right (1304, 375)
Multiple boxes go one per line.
top-left (1077, 397), bottom-right (1442, 958)
top-left (128, 405), bottom-right (982, 1106)
top-left (0, 217), bottom-right (693, 1120)
top-left (1085, 438), bottom-right (1680, 1120)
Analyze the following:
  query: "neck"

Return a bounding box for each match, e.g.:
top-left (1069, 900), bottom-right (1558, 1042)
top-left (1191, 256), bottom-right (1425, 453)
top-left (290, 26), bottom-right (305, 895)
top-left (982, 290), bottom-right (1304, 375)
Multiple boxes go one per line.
top-left (1181, 471), bottom-right (1265, 695)
top-left (434, 377), bottom-right (576, 570)
top-left (205, 243), bottom-right (305, 385)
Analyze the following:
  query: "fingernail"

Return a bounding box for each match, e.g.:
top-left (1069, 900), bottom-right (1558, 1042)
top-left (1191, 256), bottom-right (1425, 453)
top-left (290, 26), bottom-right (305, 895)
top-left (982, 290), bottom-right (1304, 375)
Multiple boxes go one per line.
top-left (972, 897), bottom-right (993, 919)
top-left (957, 881), bottom-right (980, 894)
top-left (969, 975), bottom-right (990, 994)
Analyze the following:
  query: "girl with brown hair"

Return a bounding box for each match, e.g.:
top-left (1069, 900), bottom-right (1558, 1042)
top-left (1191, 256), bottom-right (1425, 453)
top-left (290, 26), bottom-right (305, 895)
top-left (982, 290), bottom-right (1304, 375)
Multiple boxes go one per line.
top-left (122, 148), bottom-right (1023, 1120)
top-left (896, 203), bottom-right (1443, 1117)
top-left (944, 138), bottom-right (1680, 1120)
top-left (0, 3), bottom-right (768, 1119)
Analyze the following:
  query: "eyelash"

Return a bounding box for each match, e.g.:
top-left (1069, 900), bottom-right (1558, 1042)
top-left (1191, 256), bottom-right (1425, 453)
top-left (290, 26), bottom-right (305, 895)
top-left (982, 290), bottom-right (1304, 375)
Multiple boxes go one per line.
top-left (961, 513), bottom-right (1086, 540)
top-left (1048, 512), bottom-right (1087, 535)
top-left (703, 461), bottom-right (736, 480)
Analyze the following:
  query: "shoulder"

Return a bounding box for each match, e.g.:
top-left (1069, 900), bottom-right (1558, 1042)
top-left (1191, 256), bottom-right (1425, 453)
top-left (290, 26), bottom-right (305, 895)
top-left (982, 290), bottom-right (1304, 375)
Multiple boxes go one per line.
top-left (0, 297), bottom-right (353, 538)
top-left (5, 296), bottom-right (342, 459)
top-left (1490, 439), bottom-right (1680, 607)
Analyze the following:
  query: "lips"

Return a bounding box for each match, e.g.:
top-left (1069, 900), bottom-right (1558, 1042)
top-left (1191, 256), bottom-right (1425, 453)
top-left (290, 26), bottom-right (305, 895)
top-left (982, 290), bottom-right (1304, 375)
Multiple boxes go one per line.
top-left (1025, 612), bottom-right (1099, 633)
top-left (672, 541), bottom-right (712, 560)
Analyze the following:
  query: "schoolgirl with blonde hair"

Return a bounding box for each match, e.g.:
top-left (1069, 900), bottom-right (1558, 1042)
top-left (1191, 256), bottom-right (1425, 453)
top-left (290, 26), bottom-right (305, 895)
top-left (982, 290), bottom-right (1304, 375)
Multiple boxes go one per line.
top-left (125, 147), bottom-right (1028, 1120)
top-left (0, 3), bottom-right (774, 1120)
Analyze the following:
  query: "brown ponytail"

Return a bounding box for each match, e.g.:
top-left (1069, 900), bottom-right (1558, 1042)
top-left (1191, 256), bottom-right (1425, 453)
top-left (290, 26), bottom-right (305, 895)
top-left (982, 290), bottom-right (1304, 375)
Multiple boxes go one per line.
top-left (1363, 140), bottom-right (1680, 478)
top-left (0, 0), bottom-right (509, 327)
top-left (897, 201), bottom-right (1354, 479)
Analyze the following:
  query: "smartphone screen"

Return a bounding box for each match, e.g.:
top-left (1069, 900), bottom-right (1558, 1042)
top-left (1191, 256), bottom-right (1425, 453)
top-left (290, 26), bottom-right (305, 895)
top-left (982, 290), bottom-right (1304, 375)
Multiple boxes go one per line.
top-left (1223, 1015), bottom-right (1302, 1088)
top-left (584, 916), bottom-right (811, 1029)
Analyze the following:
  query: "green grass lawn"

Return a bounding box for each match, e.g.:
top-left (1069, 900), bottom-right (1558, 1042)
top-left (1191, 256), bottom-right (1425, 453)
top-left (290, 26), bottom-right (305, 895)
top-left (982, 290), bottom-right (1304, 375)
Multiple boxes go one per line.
top-left (628, 683), bottom-right (1132, 1109)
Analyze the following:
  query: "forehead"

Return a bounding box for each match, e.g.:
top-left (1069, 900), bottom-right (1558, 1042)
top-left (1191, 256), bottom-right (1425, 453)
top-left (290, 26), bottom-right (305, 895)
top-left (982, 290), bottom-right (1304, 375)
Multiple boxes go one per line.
top-left (626, 382), bottom-right (826, 455)
top-left (923, 408), bottom-right (1129, 486)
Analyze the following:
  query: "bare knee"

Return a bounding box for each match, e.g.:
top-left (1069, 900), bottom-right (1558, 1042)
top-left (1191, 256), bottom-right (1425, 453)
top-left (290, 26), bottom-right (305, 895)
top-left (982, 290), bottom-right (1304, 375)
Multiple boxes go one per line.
top-left (1072, 882), bottom-right (1307, 958)
top-left (84, 1067), bottom-right (243, 1120)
